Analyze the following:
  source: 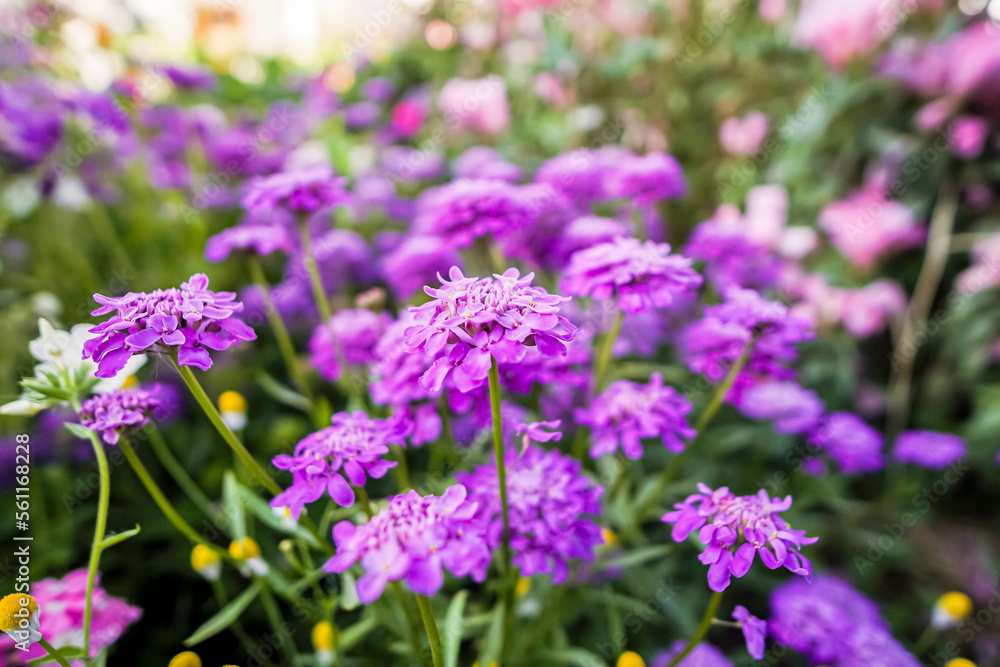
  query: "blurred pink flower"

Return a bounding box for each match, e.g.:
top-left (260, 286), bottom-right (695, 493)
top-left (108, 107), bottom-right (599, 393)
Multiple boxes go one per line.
top-left (534, 72), bottom-right (570, 108)
top-left (914, 98), bottom-right (955, 132)
top-left (759, 0), bottom-right (787, 23)
top-left (742, 184), bottom-right (817, 259)
top-left (956, 233), bottom-right (1000, 294)
top-left (391, 99), bottom-right (427, 138)
top-left (719, 112), bottom-right (769, 155)
top-left (793, 0), bottom-right (895, 69)
top-left (439, 76), bottom-right (511, 135)
top-left (950, 115), bottom-right (989, 159)
top-left (837, 280), bottom-right (907, 338)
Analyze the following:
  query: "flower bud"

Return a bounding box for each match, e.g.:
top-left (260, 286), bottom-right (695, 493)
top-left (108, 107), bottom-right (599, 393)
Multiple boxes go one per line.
top-left (218, 390), bottom-right (247, 431)
top-left (617, 652), bottom-right (645, 667)
top-left (168, 651), bottom-right (202, 667)
top-left (932, 591), bottom-right (973, 629)
top-left (191, 545), bottom-right (221, 581)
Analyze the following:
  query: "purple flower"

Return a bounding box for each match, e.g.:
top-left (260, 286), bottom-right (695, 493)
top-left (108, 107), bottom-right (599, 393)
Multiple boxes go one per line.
top-left (344, 101), bottom-right (381, 130)
top-left (457, 445), bottom-right (603, 582)
top-left (652, 642), bottom-right (733, 667)
top-left (270, 411), bottom-right (404, 520)
top-left (808, 412), bottom-right (885, 473)
top-left (309, 309), bottom-right (391, 382)
top-left (404, 267), bottom-right (577, 394)
top-left (606, 152), bottom-right (686, 206)
top-left (412, 179), bottom-right (537, 249)
top-left (662, 484), bottom-right (818, 592)
top-left (733, 605), bottom-right (766, 660)
top-left (361, 77), bottom-right (394, 102)
top-left (205, 223), bottom-right (296, 262)
top-left (738, 382), bottom-right (824, 435)
top-left (560, 237), bottom-right (703, 314)
top-left (770, 575), bottom-right (919, 667)
top-left (516, 420), bottom-right (563, 444)
top-left (684, 210), bottom-right (782, 291)
top-left (533, 148), bottom-right (619, 207)
top-left (550, 216), bottom-right (629, 270)
top-left (0, 79), bottom-right (64, 167)
top-left (83, 273), bottom-right (256, 377)
top-left (453, 146), bottom-right (523, 182)
top-left (371, 313), bottom-right (441, 406)
top-left (78, 388), bottom-right (160, 444)
top-left (242, 166), bottom-right (350, 215)
top-left (576, 373), bottom-right (695, 460)
top-left (161, 64), bottom-right (217, 91)
top-left (380, 235), bottom-right (463, 300)
top-left (894, 430), bottom-right (967, 469)
top-left (324, 485), bottom-right (491, 603)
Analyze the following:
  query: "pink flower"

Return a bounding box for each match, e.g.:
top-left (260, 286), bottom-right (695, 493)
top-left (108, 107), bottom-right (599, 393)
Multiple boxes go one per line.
top-left (391, 99), bottom-right (427, 138)
top-left (837, 280), bottom-right (906, 338)
top-left (819, 182), bottom-right (924, 269)
top-left (439, 76), bottom-right (510, 135)
top-left (793, 0), bottom-right (895, 69)
top-left (759, 0), bottom-right (787, 23)
top-left (950, 115), bottom-right (990, 159)
top-left (719, 112), bottom-right (769, 155)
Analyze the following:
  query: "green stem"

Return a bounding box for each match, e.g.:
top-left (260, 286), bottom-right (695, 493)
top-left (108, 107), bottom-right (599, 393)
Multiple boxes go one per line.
top-left (118, 436), bottom-right (229, 560)
top-left (38, 637), bottom-right (74, 667)
top-left (487, 357), bottom-right (515, 659)
top-left (391, 582), bottom-right (429, 667)
top-left (391, 444), bottom-right (411, 491)
top-left (666, 591), bottom-right (723, 667)
top-left (300, 221), bottom-right (334, 323)
top-left (209, 579), bottom-right (275, 667)
top-left (594, 310), bottom-right (625, 392)
top-left (259, 586), bottom-right (299, 665)
top-left (415, 595), bottom-right (444, 667)
top-left (172, 359), bottom-right (282, 496)
top-left (146, 425), bottom-right (223, 525)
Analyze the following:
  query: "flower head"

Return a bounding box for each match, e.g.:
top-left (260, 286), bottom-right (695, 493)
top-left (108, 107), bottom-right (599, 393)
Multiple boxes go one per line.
top-left (78, 387), bottom-right (160, 444)
top-left (932, 591), bottom-right (973, 629)
top-left (324, 485), bottom-right (491, 603)
top-left (271, 412), bottom-right (404, 519)
top-left (457, 445), bottom-right (604, 582)
top-left (808, 412), bottom-right (885, 473)
top-left (738, 382), bottom-right (824, 435)
top-left (576, 373), bottom-right (695, 460)
top-left (309, 309), bottom-right (391, 382)
top-left (652, 642), bottom-right (732, 667)
top-left (205, 222), bottom-right (296, 262)
top-left (606, 152), bottom-right (686, 207)
top-left (894, 430), bottom-right (967, 469)
top-left (663, 484), bottom-right (818, 592)
top-left (405, 267), bottom-right (577, 394)
top-left (560, 238), bottom-right (702, 314)
top-left (0, 593), bottom-right (39, 645)
top-left (191, 544), bottom-right (222, 581)
top-left (412, 179), bottom-right (536, 249)
top-left (242, 166), bottom-right (350, 214)
top-left (83, 273), bottom-right (256, 377)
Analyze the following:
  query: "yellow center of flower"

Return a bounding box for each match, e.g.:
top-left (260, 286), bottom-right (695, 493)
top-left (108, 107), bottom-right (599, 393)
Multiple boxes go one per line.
top-left (0, 594), bottom-right (37, 632)
top-left (617, 651), bottom-right (645, 667)
top-left (121, 374), bottom-right (139, 389)
top-left (229, 537), bottom-right (261, 560)
top-left (515, 577), bottom-right (531, 597)
top-left (168, 651), bottom-right (202, 667)
top-left (945, 659), bottom-right (977, 667)
top-left (190, 544), bottom-right (221, 572)
top-left (602, 528), bottom-right (618, 546)
top-left (312, 620), bottom-right (337, 651)
top-left (218, 390), bottom-right (247, 413)
top-left (938, 592), bottom-right (973, 619)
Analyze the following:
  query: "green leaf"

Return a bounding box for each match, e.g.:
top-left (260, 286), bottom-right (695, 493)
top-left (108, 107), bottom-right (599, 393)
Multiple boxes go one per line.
top-left (339, 613), bottom-right (378, 651)
top-left (234, 481), bottom-right (320, 547)
top-left (537, 648), bottom-right (608, 667)
top-left (222, 471), bottom-right (247, 540)
top-left (599, 544), bottom-right (673, 570)
top-left (339, 570), bottom-right (359, 611)
top-left (442, 589), bottom-right (468, 667)
top-left (64, 422), bottom-right (95, 440)
top-left (255, 370), bottom-right (312, 412)
top-left (184, 582), bottom-right (262, 647)
top-left (98, 524), bottom-right (141, 550)
top-left (477, 600), bottom-right (505, 667)
top-left (27, 647), bottom-right (87, 665)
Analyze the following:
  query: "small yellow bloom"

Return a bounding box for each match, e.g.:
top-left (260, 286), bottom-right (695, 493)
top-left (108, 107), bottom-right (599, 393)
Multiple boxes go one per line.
top-left (0, 593), bottom-right (39, 644)
top-left (617, 651), bottom-right (645, 667)
top-left (191, 545), bottom-right (222, 581)
top-left (602, 528), bottom-right (618, 546)
top-left (168, 651), bottom-right (202, 667)
top-left (933, 591), bottom-right (973, 628)
top-left (515, 577), bottom-right (531, 597)
top-left (218, 391), bottom-right (248, 431)
top-left (470, 663), bottom-right (497, 667)
top-left (945, 659), bottom-right (977, 667)
top-left (229, 537), bottom-right (260, 560)
top-left (121, 374), bottom-right (139, 389)
top-left (313, 619), bottom-right (339, 663)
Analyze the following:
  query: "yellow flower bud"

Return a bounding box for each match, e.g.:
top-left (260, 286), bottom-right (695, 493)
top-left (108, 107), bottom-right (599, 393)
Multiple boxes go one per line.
top-left (218, 391), bottom-right (248, 430)
top-left (945, 659), bottom-right (977, 667)
top-left (933, 591), bottom-right (973, 628)
top-left (312, 620), bottom-right (337, 650)
top-left (121, 374), bottom-right (139, 389)
top-left (191, 545), bottom-right (222, 581)
top-left (229, 537), bottom-right (261, 560)
top-left (602, 527), bottom-right (618, 546)
top-left (168, 651), bottom-right (202, 667)
top-left (617, 651), bottom-right (645, 667)
top-left (515, 577), bottom-right (531, 597)
top-left (0, 593), bottom-right (40, 644)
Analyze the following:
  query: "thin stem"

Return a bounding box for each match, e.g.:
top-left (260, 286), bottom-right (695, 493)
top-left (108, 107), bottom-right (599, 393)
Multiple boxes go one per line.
top-left (259, 586), bottom-right (299, 665)
top-left (38, 637), bottom-right (74, 667)
top-left (300, 221), bottom-right (334, 323)
top-left (118, 436), bottom-right (229, 560)
top-left (594, 310), bottom-right (625, 392)
top-left (666, 591), bottom-right (723, 667)
top-left (415, 595), bottom-right (444, 667)
top-left (487, 357), bottom-right (515, 659)
top-left (209, 578), bottom-right (274, 667)
top-left (391, 582), bottom-right (429, 667)
top-left (146, 425), bottom-right (223, 525)
top-left (391, 444), bottom-right (411, 491)
top-left (172, 360), bottom-right (282, 496)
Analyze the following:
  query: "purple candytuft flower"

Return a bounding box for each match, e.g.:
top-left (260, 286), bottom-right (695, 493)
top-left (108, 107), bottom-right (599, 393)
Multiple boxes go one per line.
top-left (733, 605), bottom-right (767, 660)
top-left (663, 484), bottom-right (818, 592)
top-left (78, 388), bottom-right (160, 444)
top-left (808, 412), bottom-right (885, 474)
top-left (560, 237), bottom-right (702, 314)
top-left (738, 382), bottom-right (824, 435)
top-left (412, 179), bottom-right (537, 249)
top-left (685, 211), bottom-right (782, 291)
top-left (205, 222), bottom-right (296, 262)
top-left (453, 146), bottom-right (523, 182)
top-left (161, 64), bottom-right (217, 92)
top-left (371, 312), bottom-right (441, 405)
top-left (652, 642), bottom-right (733, 667)
top-left (83, 273), bottom-right (256, 377)
top-left (404, 267), bottom-right (577, 394)
top-left (324, 485), bottom-right (491, 603)
top-left (770, 575), bottom-right (919, 667)
top-left (550, 216), bottom-right (629, 270)
top-left (380, 235), bottom-right (463, 300)
top-left (457, 445), bottom-right (603, 582)
top-left (893, 430), bottom-right (967, 469)
top-left (309, 309), bottom-right (391, 382)
top-left (242, 166), bottom-right (350, 214)
top-left (606, 151), bottom-right (686, 206)
top-left (533, 148), bottom-right (618, 206)
top-left (270, 411), bottom-right (404, 520)
top-left (516, 420), bottom-right (563, 444)
top-left (576, 373), bottom-right (695, 460)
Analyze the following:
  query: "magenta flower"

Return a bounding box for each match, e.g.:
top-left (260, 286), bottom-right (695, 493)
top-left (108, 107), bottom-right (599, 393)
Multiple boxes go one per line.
top-left (270, 411), bottom-right (404, 520)
top-left (241, 165), bottom-right (350, 214)
top-left (309, 309), bottom-right (391, 382)
top-left (662, 484), bottom-right (818, 592)
top-left (83, 273), bottom-right (256, 377)
top-left (605, 152), bottom-right (686, 206)
top-left (719, 112), bottom-right (769, 155)
top-left (404, 267), bottom-right (577, 394)
top-left (733, 605), bottom-right (766, 660)
top-left (78, 388), bottom-right (160, 445)
top-left (412, 179), bottom-right (536, 249)
top-left (560, 237), bottom-right (702, 314)
top-left (576, 373), bottom-right (695, 460)
top-left (380, 235), bottom-right (463, 300)
top-left (738, 382), bottom-right (824, 435)
top-left (893, 430), bottom-right (967, 469)
top-left (205, 222), bottom-right (295, 262)
top-left (534, 148), bottom-right (618, 206)
top-left (457, 445), bottom-right (604, 582)
top-left (324, 485), bottom-right (491, 603)
top-left (808, 412), bottom-right (885, 474)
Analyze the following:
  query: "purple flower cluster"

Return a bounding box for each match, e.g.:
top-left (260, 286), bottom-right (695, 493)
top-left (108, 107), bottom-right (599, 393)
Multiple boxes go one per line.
top-left (738, 382), bottom-right (824, 435)
top-left (606, 152), bottom-right (686, 206)
top-left (78, 388), bottom-right (160, 444)
top-left (270, 411), bottom-right (404, 519)
top-left (205, 222), bottom-right (296, 262)
top-left (663, 484), bottom-right (817, 592)
top-left (412, 179), bottom-right (537, 248)
top-left (894, 430), bottom-right (967, 469)
top-left (576, 373), bottom-right (695, 460)
top-left (404, 267), bottom-right (577, 393)
top-left (457, 445), bottom-right (603, 582)
top-left (560, 237), bottom-right (703, 314)
top-left (652, 642), bottom-right (732, 667)
top-left (808, 412), bottom-right (885, 474)
top-left (242, 166), bottom-right (350, 214)
top-left (309, 309), bottom-right (391, 382)
top-left (324, 485), bottom-right (491, 603)
top-left (83, 273), bottom-right (256, 377)
top-left (770, 575), bottom-right (919, 667)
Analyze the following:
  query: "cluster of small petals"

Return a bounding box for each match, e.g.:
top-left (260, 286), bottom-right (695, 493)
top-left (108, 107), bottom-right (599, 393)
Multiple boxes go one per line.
top-left (738, 382), bottom-right (824, 435)
top-left (457, 445), bottom-right (604, 582)
top-left (663, 484), bottom-right (818, 592)
top-left (324, 485), bottom-right (491, 603)
top-left (533, 148), bottom-right (617, 205)
top-left (733, 605), bottom-right (767, 660)
top-left (205, 222), bottom-right (295, 262)
top-left (412, 179), bottom-right (537, 248)
top-left (894, 430), bottom-right (967, 469)
top-left (309, 309), bottom-right (391, 382)
top-left (576, 373), bottom-right (695, 460)
top-left (83, 273), bottom-right (256, 377)
top-left (78, 387), bottom-right (160, 445)
top-left (605, 152), bottom-right (686, 206)
top-left (808, 412), bottom-right (885, 474)
top-left (770, 575), bottom-right (919, 667)
top-left (270, 411), bottom-right (404, 520)
top-left (560, 237), bottom-right (703, 314)
top-left (653, 641), bottom-right (733, 667)
top-left (241, 165), bottom-right (350, 214)
top-left (404, 267), bottom-right (577, 394)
